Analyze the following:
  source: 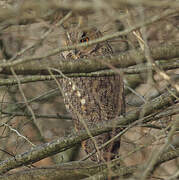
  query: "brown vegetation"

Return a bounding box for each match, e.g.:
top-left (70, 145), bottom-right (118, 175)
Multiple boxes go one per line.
top-left (0, 0), bottom-right (179, 179)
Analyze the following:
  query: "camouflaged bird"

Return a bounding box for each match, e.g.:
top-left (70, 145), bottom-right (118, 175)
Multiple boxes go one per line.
top-left (58, 17), bottom-right (125, 161)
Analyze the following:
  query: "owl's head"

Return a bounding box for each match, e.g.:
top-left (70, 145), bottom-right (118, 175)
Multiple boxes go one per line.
top-left (61, 16), bottom-right (113, 59)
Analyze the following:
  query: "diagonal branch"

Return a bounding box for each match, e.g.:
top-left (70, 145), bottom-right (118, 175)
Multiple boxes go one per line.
top-left (0, 148), bottom-right (179, 180)
top-left (0, 42), bottom-right (178, 75)
top-left (0, 88), bottom-right (178, 174)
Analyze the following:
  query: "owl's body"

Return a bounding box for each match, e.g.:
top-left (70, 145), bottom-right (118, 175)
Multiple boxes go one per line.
top-left (60, 75), bottom-right (124, 161)
top-left (59, 20), bottom-right (125, 161)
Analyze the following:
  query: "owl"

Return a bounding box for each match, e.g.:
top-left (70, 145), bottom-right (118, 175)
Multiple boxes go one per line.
top-left (58, 20), bottom-right (125, 161)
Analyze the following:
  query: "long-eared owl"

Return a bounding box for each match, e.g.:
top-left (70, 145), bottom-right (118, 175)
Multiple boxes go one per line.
top-left (58, 17), bottom-right (125, 161)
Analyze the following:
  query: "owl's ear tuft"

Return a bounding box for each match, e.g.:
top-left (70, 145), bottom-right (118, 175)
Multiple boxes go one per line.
top-left (81, 31), bottom-right (87, 38)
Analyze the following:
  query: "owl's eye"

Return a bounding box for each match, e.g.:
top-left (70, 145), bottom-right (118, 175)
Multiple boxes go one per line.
top-left (80, 31), bottom-right (89, 43)
top-left (80, 37), bottom-right (89, 43)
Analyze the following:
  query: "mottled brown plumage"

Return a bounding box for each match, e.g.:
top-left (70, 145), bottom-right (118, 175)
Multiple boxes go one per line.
top-left (59, 19), bottom-right (125, 161)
